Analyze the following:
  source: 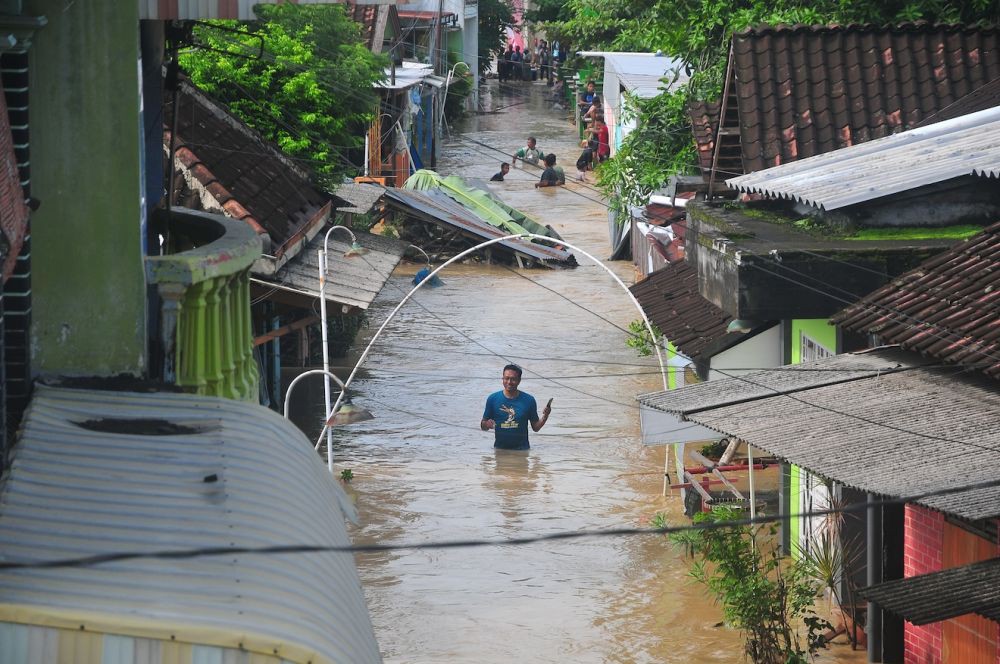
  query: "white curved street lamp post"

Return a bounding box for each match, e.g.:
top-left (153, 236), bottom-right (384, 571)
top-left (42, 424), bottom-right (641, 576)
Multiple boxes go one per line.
top-left (313, 233), bottom-right (668, 473)
top-left (318, 225), bottom-right (363, 459)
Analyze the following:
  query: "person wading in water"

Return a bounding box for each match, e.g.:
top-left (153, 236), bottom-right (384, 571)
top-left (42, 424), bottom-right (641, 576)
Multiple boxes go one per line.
top-left (480, 364), bottom-right (552, 450)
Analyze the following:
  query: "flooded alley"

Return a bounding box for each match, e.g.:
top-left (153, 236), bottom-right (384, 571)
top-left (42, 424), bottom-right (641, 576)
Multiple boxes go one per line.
top-left (328, 81), bottom-right (864, 663)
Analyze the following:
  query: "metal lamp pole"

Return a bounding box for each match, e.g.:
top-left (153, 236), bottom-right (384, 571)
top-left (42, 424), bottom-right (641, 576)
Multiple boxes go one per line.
top-left (318, 224), bottom-right (361, 468)
top-left (313, 233), bottom-right (668, 454)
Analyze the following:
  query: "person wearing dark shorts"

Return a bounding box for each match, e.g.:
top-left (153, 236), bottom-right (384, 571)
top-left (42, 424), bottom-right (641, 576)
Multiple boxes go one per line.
top-left (481, 364), bottom-right (551, 450)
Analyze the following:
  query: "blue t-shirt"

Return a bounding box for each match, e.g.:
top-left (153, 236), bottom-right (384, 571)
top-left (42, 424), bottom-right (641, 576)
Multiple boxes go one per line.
top-left (483, 390), bottom-right (539, 450)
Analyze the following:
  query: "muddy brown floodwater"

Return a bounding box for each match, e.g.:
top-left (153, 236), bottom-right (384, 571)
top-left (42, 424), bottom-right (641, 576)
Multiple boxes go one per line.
top-left (324, 81), bottom-right (867, 663)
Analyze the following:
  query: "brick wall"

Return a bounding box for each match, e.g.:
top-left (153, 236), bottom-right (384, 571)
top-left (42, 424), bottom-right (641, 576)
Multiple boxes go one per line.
top-left (903, 504), bottom-right (943, 663)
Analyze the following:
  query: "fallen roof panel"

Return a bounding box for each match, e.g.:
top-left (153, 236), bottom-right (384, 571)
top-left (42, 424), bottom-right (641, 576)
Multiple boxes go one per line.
top-left (637, 348), bottom-right (1000, 520)
top-left (860, 558), bottom-right (1000, 625)
top-left (382, 187), bottom-right (574, 266)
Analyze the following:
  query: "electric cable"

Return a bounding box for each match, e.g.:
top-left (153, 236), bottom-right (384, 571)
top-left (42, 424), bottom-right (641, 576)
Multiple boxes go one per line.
top-left (4, 475), bottom-right (999, 570)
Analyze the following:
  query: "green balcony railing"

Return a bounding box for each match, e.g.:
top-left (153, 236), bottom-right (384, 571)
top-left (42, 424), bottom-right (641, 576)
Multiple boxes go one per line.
top-left (146, 208), bottom-right (263, 402)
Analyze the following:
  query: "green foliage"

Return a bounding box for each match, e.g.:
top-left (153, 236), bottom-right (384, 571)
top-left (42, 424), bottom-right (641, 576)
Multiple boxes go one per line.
top-left (699, 439), bottom-right (729, 460)
top-left (625, 319), bottom-right (663, 357)
top-left (340, 468), bottom-right (354, 482)
top-left (524, 0), bottom-right (573, 25)
top-left (847, 224), bottom-right (984, 241)
top-left (671, 507), bottom-right (832, 663)
top-left (179, 4), bottom-right (387, 187)
top-left (597, 87), bottom-right (696, 220)
top-left (478, 0), bottom-right (515, 79)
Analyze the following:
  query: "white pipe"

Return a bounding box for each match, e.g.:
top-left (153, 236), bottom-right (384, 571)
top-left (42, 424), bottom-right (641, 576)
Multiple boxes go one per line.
top-left (313, 233), bottom-right (668, 454)
top-left (319, 225), bottom-right (359, 472)
top-left (317, 248), bottom-right (333, 468)
top-left (748, 442), bottom-right (756, 522)
top-left (283, 368), bottom-right (346, 419)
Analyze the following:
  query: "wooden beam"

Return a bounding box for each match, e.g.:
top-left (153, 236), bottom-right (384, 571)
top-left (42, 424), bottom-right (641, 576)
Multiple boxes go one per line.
top-left (253, 315), bottom-right (320, 347)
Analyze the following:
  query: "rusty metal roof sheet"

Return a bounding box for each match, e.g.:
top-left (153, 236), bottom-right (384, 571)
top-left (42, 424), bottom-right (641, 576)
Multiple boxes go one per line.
top-left (860, 557), bottom-right (1000, 625)
top-left (726, 106), bottom-right (1000, 210)
top-left (636, 347), bottom-right (1000, 520)
top-left (252, 229), bottom-right (407, 311)
top-left (382, 187), bottom-right (575, 266)
top-left (832, 221), bottom-right (1000, 378)
top-left (693, 23), bottom-right (1000, 178)
top-left (0, 384), bottom-right (380, 663)
top-left (630, 262), bottom-right (733, 360)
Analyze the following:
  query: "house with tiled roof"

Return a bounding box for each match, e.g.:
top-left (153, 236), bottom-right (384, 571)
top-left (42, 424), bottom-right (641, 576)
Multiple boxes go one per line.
top-left (830, 222), bottom-right (1000, 663)
top-left (0, 2), bottom-right (384, 661)
top-left (640, 59), bottom-right (1000, 657)
top-left (165, 79), bottom-right (408, 402)
top-left (690, 23), bottom-right (1000, 190)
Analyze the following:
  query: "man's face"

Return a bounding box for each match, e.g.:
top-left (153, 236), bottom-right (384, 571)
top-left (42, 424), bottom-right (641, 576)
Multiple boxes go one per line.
top-left (502, 370), bottom-right (521, 392)
top-left (587, 82), bottom-right (595, 92)
top-left (527, 139), bottom-right (536, 149)
top-left (501, 164), bottom-right (510, 174)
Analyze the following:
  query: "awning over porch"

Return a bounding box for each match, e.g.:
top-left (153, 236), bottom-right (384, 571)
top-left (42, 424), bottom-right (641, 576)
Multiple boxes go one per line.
top-left (0, 384), bottom-right (380, 664)
top-left (251, 229), bottom-right (408, 311)
top-left (635, 347), bottom-right (1000, 520)
top-left (860, 557), bottom-right (1000, 625)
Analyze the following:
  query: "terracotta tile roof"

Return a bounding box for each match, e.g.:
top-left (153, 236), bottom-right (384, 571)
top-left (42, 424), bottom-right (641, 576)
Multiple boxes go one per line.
top-left (692, 23), bottom-right (1000, 178)
top-left (630, 261), bottom-right (733, 360)
top-left (832, 221), bottom-right (1000, 378)
top-left (165, 81), bottom-right (332, 256)
top-left (916, 77), bottom-right (1000, 126)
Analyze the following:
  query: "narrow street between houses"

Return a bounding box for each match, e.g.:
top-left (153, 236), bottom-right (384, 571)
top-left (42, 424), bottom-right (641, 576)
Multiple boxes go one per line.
top-left (329, 81), bottom-right (866, 663)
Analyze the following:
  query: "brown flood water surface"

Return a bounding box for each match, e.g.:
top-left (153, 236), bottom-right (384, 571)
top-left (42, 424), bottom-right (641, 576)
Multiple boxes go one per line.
top-left (332, 81), bottom-right (866, 663)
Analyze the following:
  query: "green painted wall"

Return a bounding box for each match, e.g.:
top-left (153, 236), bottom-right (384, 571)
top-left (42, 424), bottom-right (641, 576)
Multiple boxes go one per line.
top-left (790, 318), bottom-right (837, 364)
top-left (788, 318), bottom-right (838, 554)
top-left (27, 0), bottom-right (147, 375)
top-left (666, 340), bottom-right (678, 390)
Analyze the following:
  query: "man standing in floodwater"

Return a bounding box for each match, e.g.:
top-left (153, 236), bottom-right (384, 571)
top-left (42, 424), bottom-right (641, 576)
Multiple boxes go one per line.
top-left (481, 364), bottom-right (552, 450)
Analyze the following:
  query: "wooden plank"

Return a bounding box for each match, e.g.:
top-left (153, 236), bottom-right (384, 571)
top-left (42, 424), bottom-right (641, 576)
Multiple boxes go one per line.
top-left (253, 315), bottom-right (320, 347)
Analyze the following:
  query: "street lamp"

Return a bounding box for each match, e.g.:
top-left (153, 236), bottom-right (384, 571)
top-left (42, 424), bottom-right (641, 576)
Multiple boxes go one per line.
top-left (317, 224), bottom-right (372, 462)
top-left (283, 369), bottom-right (374, 457)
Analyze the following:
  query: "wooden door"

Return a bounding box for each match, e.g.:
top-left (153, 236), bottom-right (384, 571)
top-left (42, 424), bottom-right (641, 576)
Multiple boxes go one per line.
top-left (941, 521), bottom-right (997, 663)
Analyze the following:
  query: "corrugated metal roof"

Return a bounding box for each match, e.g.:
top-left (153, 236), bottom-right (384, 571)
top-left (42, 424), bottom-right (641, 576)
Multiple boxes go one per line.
top-left (140, 0), bottom-right (343, 20)
top-left (0, 384), bottom-right (380, 664)
top-left (576, 52), bottom-right (688, 98)
top-left (860, 557), bottom-right (1000, 625)
top-left (636, 348), bottom-right (1000, 520)
top-left (832, 221), bottom-right (1000, 379)
top-left (333, 182), bottom-right (385, 215)
top-left (383, 187), bottom-right (575, 265)
top-left (253, 229), bottom-right (407, 310)
top-left (727, 106), bottom-right (1000, 210)
top-left (377, 62), bottom-right (434, 90)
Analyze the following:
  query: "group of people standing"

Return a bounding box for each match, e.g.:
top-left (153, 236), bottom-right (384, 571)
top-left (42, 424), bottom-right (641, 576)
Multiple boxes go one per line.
top-left (498, 39), bottom-right (565, 84)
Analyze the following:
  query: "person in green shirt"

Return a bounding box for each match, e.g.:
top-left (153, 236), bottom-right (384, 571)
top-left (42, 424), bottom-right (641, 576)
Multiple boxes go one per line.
top-left (512, 136), bottom-right (544, 167)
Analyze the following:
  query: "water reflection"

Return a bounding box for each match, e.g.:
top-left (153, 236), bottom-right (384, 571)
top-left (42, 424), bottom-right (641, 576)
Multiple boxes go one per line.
top-left (482, 450), bottom-right (550, 531)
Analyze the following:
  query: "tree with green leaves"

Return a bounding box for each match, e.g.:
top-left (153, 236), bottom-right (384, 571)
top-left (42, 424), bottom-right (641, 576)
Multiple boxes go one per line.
top-left (179, 4), bottom-right (387, 188)
top-left (671, 507), bottom-right (832, 664)
top-left (477, 0), bottom-right (516, 79)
